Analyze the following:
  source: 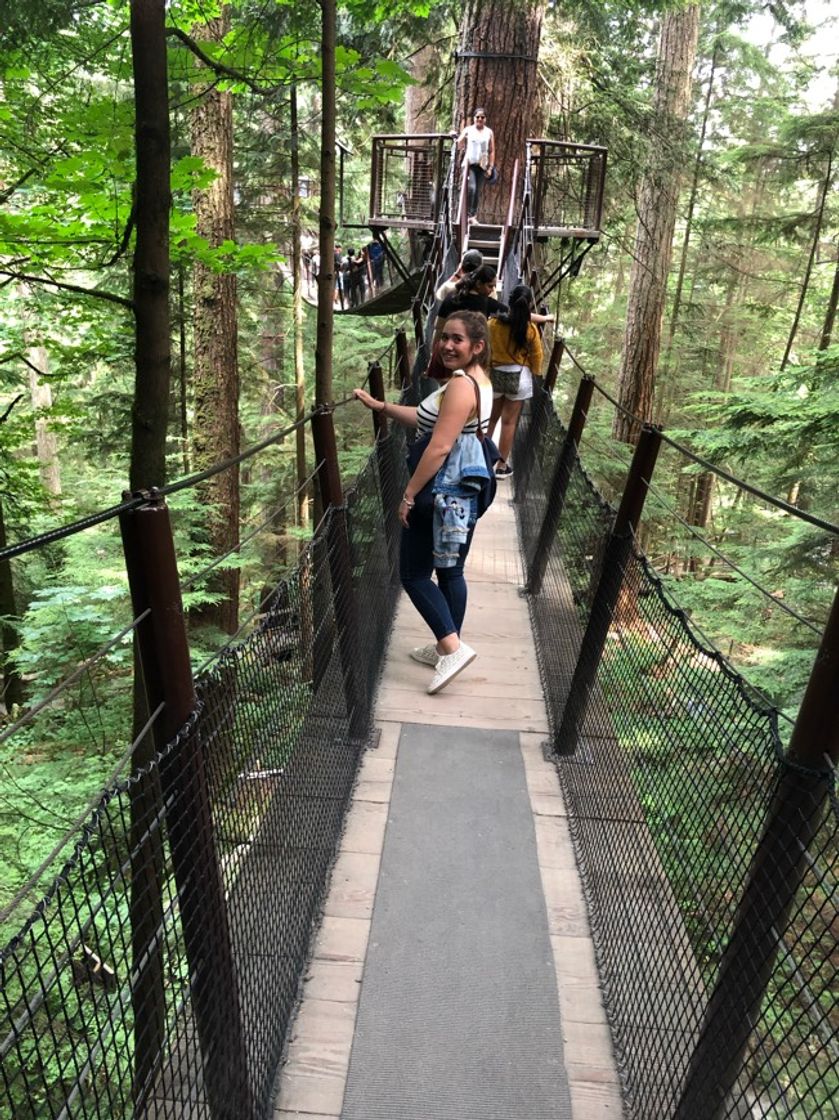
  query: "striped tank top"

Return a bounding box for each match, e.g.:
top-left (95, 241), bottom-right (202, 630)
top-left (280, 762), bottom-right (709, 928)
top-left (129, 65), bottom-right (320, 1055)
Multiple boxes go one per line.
top-left (416, 370), bottom-right (493, 437)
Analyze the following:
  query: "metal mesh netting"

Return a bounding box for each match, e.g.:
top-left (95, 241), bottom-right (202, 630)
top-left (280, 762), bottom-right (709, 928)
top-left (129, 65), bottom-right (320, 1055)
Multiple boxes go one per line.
top-left (0, 431), bottom-right (408, 1119)
top-left (530, 142), bottom-right (606, 235)
top-left (370, 136), bottom-right (452, 227)
top-left (513, 396), bottom-right (838, 1119)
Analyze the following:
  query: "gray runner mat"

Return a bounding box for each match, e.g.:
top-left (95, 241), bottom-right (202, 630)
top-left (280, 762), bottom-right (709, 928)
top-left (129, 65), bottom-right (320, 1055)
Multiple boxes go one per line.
top-left (341, 724), bottom-right (572, 1120)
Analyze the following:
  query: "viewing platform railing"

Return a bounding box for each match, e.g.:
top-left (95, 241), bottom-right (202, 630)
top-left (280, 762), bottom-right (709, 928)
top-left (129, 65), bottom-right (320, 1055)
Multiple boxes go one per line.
top-left (368, 133), bottom-right (454, 230)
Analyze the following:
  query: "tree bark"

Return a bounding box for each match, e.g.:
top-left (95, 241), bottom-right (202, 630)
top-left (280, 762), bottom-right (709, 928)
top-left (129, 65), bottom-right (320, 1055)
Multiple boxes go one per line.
top-left (315, 0), bottom-right (336, 407)
top-left (406, 44), bottom-right (441, 133)
top-left (613, 5), bottom-right (700, 443)
top-left (453, 0), bottom-right (545, 225)
top-left (129, 0), bottom-right (171, 492)
top-left (189, 8), bottom-right (240, 634)
top-left (818, 244), bottom-right (839, 350)
top-left (127, 2), bottom-right (171, 1106)
top-left (26, 344), bottom-right (61, 498)
top-left (291, 84), bottom-right (310, 538)
top-left (662, 40), bottom-right (719, 370)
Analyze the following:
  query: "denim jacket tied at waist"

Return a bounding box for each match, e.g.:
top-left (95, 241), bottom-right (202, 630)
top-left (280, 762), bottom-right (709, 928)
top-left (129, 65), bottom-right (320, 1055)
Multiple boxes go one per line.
top-left (432, 434), bottom-right (491, 568)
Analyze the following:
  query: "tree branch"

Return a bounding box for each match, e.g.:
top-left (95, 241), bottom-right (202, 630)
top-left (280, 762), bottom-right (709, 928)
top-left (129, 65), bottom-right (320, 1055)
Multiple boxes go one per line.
top-left (0, 269), bottom-right (133, 309)
top-left (104, 202), bottom-right (136, 267)
top-left (0, 395), bottom-right (24, 425)
top-left (0, 168), bottom-right (38, 205)
top-left (167, 25), bottom-right (284, 95)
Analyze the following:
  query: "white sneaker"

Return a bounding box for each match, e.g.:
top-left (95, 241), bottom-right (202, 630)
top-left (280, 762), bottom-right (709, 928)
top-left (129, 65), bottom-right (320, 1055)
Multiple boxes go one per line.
top-left (409, 644), bottom-right (439, 667)
top-left (427, 643), bottom-right (477, 694)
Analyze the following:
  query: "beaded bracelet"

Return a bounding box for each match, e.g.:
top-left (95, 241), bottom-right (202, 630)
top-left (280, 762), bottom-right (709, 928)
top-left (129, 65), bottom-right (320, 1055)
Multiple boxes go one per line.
top-left (401, 496), bottom-right (415, 508)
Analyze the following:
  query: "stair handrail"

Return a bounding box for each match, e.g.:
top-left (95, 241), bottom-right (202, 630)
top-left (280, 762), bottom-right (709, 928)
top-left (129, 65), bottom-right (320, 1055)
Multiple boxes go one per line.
top-left (456, 153), bottom-right (469, 252)
top-left (511, 141), bottom-right (537, 298)
top-left (496, 157), bottom-right (520, 278)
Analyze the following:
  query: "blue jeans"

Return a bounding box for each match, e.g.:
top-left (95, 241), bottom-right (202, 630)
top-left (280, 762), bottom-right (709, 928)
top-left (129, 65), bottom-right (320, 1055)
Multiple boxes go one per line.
top-left (467, 163), bottom-right (486, 218)
top-left (400, 507), bottom-right (476, 640)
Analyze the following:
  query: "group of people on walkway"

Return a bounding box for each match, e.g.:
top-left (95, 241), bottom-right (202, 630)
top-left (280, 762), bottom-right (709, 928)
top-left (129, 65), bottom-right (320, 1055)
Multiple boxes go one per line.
top-left (355, 233), bottom-right (550, 695)
top-left (305, 241), bottom-right (386, 306)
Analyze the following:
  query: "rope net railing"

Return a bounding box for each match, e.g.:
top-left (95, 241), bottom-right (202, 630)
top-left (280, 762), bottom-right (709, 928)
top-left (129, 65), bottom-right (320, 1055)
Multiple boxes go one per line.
top-left (0, 413), bottom-right (409, 1118)
top-left (513, 375), bottom-right (838, 1119)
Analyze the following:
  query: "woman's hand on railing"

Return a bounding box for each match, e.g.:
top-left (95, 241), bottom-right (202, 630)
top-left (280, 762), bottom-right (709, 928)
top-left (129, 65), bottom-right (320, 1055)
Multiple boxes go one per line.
top-left (353, 388), bottom-right (384, 412)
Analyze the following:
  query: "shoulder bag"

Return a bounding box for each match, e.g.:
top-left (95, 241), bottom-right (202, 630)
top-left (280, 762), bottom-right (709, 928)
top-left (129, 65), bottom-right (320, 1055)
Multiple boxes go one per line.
top-left (406, 373), bottom-right (500, 517)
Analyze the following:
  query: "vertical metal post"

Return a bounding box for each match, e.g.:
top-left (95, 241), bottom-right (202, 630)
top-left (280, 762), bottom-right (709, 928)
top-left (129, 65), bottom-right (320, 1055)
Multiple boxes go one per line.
top-left (543, 337), bottom-right (565, 394)
top-left (368, 362), bottom-right (401, 577)
top-left (369, 138), bottom-right (379, 221)
top-left (525, 374), bottom-right (595, 596)
top-left (412, 295), bottom-right (425, 353)
top-left (310, 408), bottom-right (369, 738)
top-left (556, 425), bottom-right (662, 755)
top-left (368, 361), bottom-right (388, 440)
top-left (120, 491), bottom-right (252, 1120)
top-left (395, 327), bottom-right (411, 389)
top-left (675, 584), bottom-right (839, 1120)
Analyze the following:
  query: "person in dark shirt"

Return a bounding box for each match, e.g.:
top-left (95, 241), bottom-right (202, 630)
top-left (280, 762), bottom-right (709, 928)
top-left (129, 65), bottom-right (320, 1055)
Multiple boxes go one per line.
top-left (438, 265), bottom-right (507, 319)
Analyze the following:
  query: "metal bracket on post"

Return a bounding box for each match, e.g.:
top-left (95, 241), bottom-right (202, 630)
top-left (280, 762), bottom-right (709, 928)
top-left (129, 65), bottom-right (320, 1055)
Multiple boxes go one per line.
top-left (526, 374), bottom-right (595, 596)
top-left (310, 408), bottom-right (369, 740)
top-left (119, 490), bottom-right (252, 1120)
top-left (556, 424), bottom-right (662, 755)
top-left (675, 584), bottom-right (839, 1120)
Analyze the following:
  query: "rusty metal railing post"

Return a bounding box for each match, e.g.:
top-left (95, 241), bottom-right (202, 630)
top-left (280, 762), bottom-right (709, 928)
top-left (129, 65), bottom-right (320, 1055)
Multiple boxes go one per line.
top-left (556, 424), bottom-right (661, 755)
top-left (513, 338), bottom-right (565, 504)
top-left (310, 407), bottom-right (369, 739)
top-left (120, 491), bottom-right (252, 1120)
top-left (675, 584), bottom-right (839, 1120)
top-left (368, 362), bottom-right (400, 577)
top-left (525, 374), bottom-right (595, 596)
top-left (395, 327), bottom-right (411, 390)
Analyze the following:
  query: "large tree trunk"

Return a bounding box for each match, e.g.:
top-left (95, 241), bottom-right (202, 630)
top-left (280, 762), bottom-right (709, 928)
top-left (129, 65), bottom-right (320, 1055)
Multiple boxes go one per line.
top-left (128, 1), bottom-right (171, 1107)
top-left (190, 8), bottom-right (240, 634)
top-left (27, 344), bottom-right (62, 498)
top-left (819, 245), bottom-right (839, 350)
top-left (315, 0), bottom-right (336, 407)
top-left (453, 0), bottom-right (545, 224)
top-left (613, 5), bottom-right (700, 443)
top-left (406, 44), bottom-right (441, 133)
top-left (129, 0), bottom-right (171, 492)
top-left (290, 85), bottom-right (310, 539)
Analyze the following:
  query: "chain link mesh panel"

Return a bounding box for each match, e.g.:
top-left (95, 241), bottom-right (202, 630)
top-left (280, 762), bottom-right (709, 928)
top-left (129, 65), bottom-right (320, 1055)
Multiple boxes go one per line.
top-left (514, 398), bottom-right (838, 1119)
top-left (0, 434), bottom-right (408, 1119)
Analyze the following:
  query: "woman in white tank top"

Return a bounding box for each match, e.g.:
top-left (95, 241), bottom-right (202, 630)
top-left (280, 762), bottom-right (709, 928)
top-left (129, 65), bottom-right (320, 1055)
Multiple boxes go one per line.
top-left (354, 312), bottom-right (493, 693)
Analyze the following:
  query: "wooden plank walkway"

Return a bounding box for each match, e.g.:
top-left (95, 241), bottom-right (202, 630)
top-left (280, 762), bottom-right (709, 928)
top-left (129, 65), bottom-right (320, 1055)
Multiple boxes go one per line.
top-left (273, 488), bottom-right (624, 1119)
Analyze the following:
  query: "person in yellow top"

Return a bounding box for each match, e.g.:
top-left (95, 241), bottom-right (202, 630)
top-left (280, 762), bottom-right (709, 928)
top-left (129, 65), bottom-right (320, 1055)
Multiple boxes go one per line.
top-left (487, 285), bottom-right (543, 477)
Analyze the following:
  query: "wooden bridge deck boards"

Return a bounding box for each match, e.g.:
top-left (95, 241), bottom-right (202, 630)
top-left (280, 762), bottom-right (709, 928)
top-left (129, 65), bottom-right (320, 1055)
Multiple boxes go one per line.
top-left (273, 490), bottom-right (624, 1119)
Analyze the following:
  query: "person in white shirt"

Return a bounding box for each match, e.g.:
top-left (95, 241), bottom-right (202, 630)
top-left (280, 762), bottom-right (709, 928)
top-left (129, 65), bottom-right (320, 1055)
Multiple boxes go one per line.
top-left (457, 108), bottom-right (495, 223)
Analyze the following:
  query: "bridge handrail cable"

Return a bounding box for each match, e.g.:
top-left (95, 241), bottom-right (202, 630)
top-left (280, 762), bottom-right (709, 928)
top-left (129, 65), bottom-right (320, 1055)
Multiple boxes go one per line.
top-left (557, 345), bottom-right (839, 537)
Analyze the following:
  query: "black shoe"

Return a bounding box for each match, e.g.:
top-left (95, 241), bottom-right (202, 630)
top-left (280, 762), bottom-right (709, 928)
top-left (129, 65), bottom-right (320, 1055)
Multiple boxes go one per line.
top-left (495, 461), bottom-right (513, 478)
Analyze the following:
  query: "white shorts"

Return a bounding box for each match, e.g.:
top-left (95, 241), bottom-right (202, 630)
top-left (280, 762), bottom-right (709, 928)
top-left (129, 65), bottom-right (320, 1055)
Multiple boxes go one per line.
top-left (491, 363), bottom-right (533, 401)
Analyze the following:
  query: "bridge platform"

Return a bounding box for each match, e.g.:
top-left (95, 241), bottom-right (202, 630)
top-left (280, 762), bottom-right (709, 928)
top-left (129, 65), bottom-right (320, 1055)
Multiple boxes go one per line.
top-left (274, 489), bottom-right (623, 1119)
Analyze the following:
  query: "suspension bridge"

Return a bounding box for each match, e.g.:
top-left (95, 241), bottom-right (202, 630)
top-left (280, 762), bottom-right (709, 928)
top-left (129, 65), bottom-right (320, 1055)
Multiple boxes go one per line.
top-left (0, 135), bottom-right (837, 1120)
